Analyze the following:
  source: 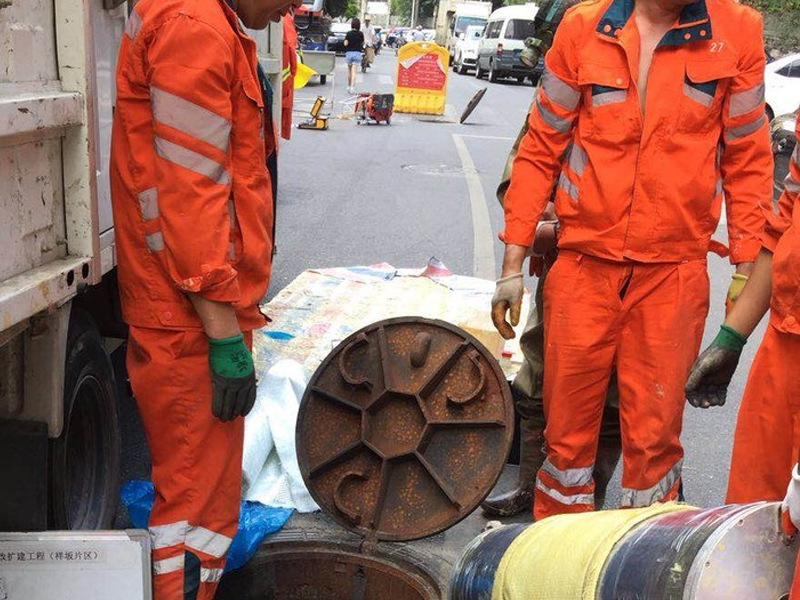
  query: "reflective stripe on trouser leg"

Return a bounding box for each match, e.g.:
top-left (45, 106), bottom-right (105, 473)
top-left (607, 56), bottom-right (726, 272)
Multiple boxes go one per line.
top-left (727, 325), bottom-right (800, 503)
top-left (615, 260), bottom-right (709, 510)
top-left (535, 252), bottom-right (619, 520)
top-left (620, 458), bottom-right (683, 508)
top-left (126, 327), bottom-right (244, 600)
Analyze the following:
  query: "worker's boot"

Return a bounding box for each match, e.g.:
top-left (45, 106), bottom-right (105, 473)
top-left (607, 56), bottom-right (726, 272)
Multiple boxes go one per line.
top-left (481, 416), bottom-right (545, 517)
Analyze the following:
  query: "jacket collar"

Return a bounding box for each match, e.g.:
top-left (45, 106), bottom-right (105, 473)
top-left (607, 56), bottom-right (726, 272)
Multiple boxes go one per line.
top-left (596, 0), bottom-right (713, 47)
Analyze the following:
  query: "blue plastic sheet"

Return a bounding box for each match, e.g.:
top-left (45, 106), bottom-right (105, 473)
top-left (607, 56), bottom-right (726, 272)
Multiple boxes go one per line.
top-left (120, 480), bottom-right (293, 573)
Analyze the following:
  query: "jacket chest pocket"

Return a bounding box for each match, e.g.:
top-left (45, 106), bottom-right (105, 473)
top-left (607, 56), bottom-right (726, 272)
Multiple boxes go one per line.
top-left (578, 62), bottom-right (634, 138)
top-left (678, 59), bottom-right (738, 135)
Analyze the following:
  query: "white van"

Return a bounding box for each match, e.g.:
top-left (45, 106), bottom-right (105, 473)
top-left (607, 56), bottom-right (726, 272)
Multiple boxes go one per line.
top-left (475, 4), bottom-right (539, 83)
top-left (453, 25), bottom-right (485, 74)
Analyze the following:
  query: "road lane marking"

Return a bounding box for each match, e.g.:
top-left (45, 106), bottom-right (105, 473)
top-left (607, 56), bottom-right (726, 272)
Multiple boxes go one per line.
top-left (458, 134), bottom-right (515, 141)
top-left (452, 134), bottom-right (496, 280)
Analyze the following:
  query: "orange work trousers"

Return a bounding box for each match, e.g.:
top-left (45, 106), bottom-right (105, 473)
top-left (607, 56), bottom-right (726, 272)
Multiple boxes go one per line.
top-left (534, 251), bottom-right (709, 520)
top-left (127, 327), bottom-right (250, 600)
top-left (726, 324), bottom-right (800, 503)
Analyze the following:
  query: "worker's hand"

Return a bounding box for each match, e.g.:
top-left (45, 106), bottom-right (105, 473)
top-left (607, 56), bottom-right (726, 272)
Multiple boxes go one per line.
top-left (782, 464), bottom-right (800, 533)
top-left (725, 273), bottom-right (749, 316)
top-left (491, 273), bottom-right (523, 340)
top-left (685, 325), bottom-right (747, 409)
top-left (532, 220), bottom-right (559, 257)
top-left (208, 333), bottom-right (257, 421)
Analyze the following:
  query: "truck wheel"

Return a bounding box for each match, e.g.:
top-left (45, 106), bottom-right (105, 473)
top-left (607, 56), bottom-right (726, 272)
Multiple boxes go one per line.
top-left (320, 74), bottom-right (327, 85)
top-left (49, 310), bottom-right (120, 530)
top-left (488, 61), bottom-right (499, 83)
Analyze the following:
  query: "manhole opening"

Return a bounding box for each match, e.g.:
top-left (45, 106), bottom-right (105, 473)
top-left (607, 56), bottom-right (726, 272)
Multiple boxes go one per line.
top-left (218, 547), bottom-right (441, 600)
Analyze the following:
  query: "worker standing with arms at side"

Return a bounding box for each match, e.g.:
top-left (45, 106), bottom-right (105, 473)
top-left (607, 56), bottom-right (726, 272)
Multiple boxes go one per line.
top-left (492, 0), bottom-right (772, 521)
top-left (111, 0), bottom-right (298, 597)
top-left (482, 0), bottom-right (623, 518)
top-left (281, 12), bottom-right (298, 140)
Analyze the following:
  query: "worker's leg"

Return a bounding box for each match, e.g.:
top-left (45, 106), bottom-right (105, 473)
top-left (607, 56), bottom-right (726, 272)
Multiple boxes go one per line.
top-left (726, 324), bottom-right (800, 503)
top-left (595, 375), bottom-right (622, 509)
top-left (483, 272), bottom-right (547, 516)
top-left (534, 252), bottom-right (620, 520)
top-left (127, 327), bottom-right (247, 600)
top-left (615, 260), bottom-right (708, 508)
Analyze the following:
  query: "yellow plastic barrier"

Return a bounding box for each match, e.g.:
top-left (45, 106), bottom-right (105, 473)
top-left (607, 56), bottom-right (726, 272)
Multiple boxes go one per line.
top-left (491, 502), bottom-right (694, 600)
top-left (394, 41), bottom-right (449, 115)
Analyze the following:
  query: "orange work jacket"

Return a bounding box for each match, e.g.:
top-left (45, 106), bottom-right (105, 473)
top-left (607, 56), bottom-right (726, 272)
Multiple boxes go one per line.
top-left (281, 14), bottom-right (298, 140)
top-left (503, 0), bottom-right (772, 265)
top-left (762, 112), bottom-right (800, 334)
top-left (111, 0), bottom-right (274, 331)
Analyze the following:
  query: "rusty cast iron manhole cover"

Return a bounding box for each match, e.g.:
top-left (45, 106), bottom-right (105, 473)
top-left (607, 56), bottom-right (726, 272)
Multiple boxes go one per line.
top-left (296, 317), bottom-right (514, 542)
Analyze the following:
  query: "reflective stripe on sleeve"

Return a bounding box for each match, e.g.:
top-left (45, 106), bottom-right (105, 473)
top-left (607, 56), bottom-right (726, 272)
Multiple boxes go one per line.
top-left (146, 231), bottom-right (165, 252)
top-left (540, 69), bottom-right (581, 111)
top-left (155, 137), bottom-right (230, 185)
top-left (281, 66), bottom-right (292, 82)
top-left (535, 96), bottom-right (573, 133)
top-left (715, 178), bottom-right (723, 197)
top-left (592, 89), bottom-right (627, 107)
top-left (558, 173), bottom-right (579, 201)
top-left (201, 568), bottom-right (224, 583)
top-left (683, 83), bottom-right (713, 108)
top-left (535, 478), bottom-right (593, 506)
top-left (151, 87), bottom-right (231, 153)
top-left (540, 459), bottom-right (593, 487)
top-left (186, 526), bottom-right (232, 559)
top-left (153, 554), bottom-right (185, 576)
top-left (793, 144), bottom-right (799, 167)
top-left (567, 144), bottom-right (587, 177)
top-left (125, 9), bottom-right (142, 40)
top-left (726, 114), bottom-right (766, 141)
top-left (138, 188), bottom-right (159, 221)
top-left (729, 83), bottom-right (765, 118)
top-left (620, 458), bottom-right (683, 508)
top-left (150, 520), bottom-right (188, 550)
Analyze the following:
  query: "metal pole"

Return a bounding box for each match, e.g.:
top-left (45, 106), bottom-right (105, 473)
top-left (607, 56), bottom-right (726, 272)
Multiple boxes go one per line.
top-left (410, 0), bottom-right (418, 27)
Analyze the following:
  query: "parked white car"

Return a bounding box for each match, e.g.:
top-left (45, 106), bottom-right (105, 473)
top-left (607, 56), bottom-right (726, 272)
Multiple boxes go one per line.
top-left (765, 53), bottom-right (800, 121)
top-left (453, 25), bottom-right (484, 74)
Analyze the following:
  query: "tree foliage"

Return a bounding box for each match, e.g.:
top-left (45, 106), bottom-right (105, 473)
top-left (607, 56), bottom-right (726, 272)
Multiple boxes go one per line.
top-left (737, 0), bottom-right (799, 53)
top-left (389, 0), bottom-right (438, 23)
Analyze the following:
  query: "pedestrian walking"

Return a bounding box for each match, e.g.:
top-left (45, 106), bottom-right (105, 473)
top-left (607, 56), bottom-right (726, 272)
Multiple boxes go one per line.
top-left (492, 0), bottom-right (772, 521)
top-left (344, 18), bottom-right (364, 93)
top-left (111, 0), bottom-right (295, 597)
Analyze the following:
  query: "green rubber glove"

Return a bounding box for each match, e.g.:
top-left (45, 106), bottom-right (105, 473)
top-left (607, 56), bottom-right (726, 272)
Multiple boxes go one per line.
top-left (208, 334), bottom-right (256, 421)
top-left (685, 325), bottom-right (747, 409)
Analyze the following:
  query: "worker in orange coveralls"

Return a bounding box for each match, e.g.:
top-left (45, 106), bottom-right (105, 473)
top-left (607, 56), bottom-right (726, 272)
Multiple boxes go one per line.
top-left (111, 0), bottom-right (298, 597)
top-left (281, 12), bottom-right (297, 139)
top-left (685, 111), bottom-right (799, 595)
top-left (491, 0), bottom-right (773, 522)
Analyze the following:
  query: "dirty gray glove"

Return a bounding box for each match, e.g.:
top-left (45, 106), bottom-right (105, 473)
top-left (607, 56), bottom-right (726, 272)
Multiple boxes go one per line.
top-left (491, 273), bottom-right (523, 340)
top-left (685, 325), bottom-right (747, 408)
top-left (208, 333), bottom-right (257, 421)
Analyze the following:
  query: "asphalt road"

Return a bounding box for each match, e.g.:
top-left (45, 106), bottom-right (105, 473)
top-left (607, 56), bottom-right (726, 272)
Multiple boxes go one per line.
top-left (116, 47), bottom-right (768, 527)
top-left (272, 47), bottom-right (768, 510)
